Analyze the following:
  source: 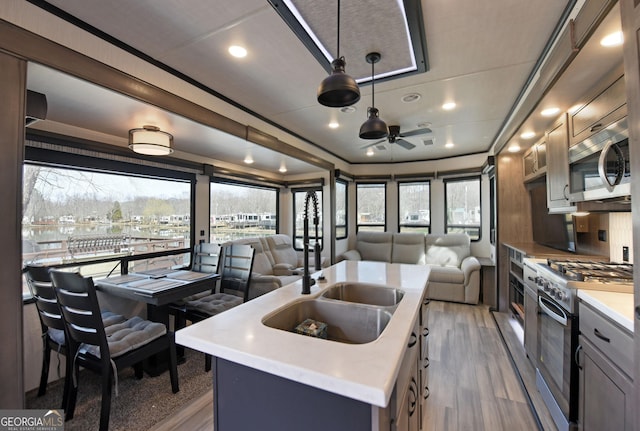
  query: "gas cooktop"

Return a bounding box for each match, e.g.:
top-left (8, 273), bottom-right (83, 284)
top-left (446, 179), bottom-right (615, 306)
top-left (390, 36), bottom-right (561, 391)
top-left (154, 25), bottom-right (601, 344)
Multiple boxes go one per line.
top-left (546, 259), bottom-right (634, 283)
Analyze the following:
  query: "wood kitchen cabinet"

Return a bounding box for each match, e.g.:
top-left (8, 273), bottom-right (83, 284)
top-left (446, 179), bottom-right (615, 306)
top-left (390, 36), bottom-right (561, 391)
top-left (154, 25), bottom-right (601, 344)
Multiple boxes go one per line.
top-left (569, 73), bottom-right (626, 147)
top-left (522, 139), bottom-right (547, 183)
top-left (577, 301), bottom-right (635, 431)
top-left (546, 114), bottom-right (573, 211)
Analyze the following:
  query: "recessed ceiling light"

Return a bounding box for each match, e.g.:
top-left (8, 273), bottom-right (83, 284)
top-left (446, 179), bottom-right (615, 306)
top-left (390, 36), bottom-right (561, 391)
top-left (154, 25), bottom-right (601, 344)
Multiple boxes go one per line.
top-left (541, 107), bottom-right (560, 117)
top-left (520, 131), bottom-right (535, 139)
top-left (244, 155), bottom-right (254, 164)
top-left (340, 106), bottom-right (357, 113)
top-left (401, 93), bottom-right (421, 103)
top-left (228, 45), bottom-right (247, 58)
top-left (445, 142), bottom-right (454, 148)
top-left (366, 148), bottom-right (374, 156)
top-left (600, 31), bottom-right (623, 47)
top-left (328, 121), bottom-right (339, 129)
top-left (442, 102), bottom-right (456, 111)
top-left (279, 164), bottom-right (287, 173)
top-left (508, 143), bottom-right (521, 153)
top-left (417, 122), bottom-right (432, 129)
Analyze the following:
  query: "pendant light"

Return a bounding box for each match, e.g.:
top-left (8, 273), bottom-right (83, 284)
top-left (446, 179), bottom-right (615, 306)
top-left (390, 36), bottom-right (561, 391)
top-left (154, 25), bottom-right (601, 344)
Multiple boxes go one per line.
top-left (359, 52), bottom-right (388, 140)
top-left (317, 0), bottom-right (360, 107)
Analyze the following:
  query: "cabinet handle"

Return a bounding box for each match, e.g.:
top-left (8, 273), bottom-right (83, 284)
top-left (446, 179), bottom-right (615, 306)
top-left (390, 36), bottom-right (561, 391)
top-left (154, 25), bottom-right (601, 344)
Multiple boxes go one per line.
top-left (574, 344), bottom-right (583, 370)
top-left (424, 385), bottom-right (430, 400)
top-left (423, 357), bottom-right (430, 369)
top-left (423, 327), bottom-right (429, 337)
top-left (408, 332), bottom-right (418, 348)
top-left (590, 123), bottom-right (603, 132)
top-left (593, 328), bottom-right (611, 343)
top-left (563, 184), bottom-right (570, 200)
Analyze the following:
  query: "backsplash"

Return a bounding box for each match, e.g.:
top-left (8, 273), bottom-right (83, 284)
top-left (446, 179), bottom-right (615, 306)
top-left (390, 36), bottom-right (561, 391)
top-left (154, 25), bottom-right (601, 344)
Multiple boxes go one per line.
top-left (609, 212), bottom-right (633, 263)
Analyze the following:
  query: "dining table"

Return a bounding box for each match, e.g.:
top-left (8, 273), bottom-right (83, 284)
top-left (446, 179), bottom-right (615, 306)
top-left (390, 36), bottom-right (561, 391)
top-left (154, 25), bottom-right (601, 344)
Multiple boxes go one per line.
top-left (95, 267), bottom-right (220, 375)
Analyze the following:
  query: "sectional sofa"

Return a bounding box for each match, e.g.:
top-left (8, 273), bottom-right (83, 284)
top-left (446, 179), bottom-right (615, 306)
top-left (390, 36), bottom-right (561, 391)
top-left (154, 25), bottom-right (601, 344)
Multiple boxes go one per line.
top-left (230, 234), bottom-right (325, 299)
top-left (339, 231), bottom-right (481, 304)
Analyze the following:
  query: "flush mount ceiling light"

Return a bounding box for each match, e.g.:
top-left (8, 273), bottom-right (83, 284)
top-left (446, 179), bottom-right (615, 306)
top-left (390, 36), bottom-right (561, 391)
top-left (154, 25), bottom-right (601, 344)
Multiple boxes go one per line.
top-left (128, 125), bottom-right (173, 156)
top-left (600, 31), bottom-right (623, 47)
top-left (328, 121), bottom-right (339, 129)
top-left (359, 52), bottom-right (388, 140)
top-left (442, 101), bottom-right (456, 110)
top-left (317, 0), bottom-right (360, 107)
top-left (520, 131), bottom-right (535, 139)
top-left (228, 45), bottom-right (247, 58)
top-left (401, 93), bottom-right (421, 103)
top-left (541, 107), bottom-right (560, 117)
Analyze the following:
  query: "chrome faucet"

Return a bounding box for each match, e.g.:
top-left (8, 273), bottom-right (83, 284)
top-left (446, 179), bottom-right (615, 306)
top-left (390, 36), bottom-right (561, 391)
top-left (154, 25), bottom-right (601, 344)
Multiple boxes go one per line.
top-left (302, 190), bottom-right (321, 294)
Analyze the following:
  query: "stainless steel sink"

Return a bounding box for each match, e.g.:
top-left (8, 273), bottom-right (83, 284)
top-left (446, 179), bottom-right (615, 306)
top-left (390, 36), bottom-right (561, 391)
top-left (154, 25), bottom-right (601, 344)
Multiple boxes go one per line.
top-left (321, 282), bottom-right (404, 307)
top-left (262, 299), bottom-right (392, 344)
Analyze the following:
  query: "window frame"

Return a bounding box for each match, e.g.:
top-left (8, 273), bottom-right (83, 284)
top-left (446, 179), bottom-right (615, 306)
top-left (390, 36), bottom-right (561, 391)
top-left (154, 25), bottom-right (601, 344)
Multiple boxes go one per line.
top-left (335, 179), bottom-right (348, 240)
top-left (397, 180), bottom-right (431, 233)
top-left (444, 176), bottom-right (482, 241)
top-left (356, 182), bottom-right (387, 232)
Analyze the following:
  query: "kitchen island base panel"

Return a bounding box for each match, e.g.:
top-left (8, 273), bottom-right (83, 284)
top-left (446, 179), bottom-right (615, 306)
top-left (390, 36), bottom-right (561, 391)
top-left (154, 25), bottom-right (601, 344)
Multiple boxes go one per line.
top-left (214, 357), bottom-right (375, 431)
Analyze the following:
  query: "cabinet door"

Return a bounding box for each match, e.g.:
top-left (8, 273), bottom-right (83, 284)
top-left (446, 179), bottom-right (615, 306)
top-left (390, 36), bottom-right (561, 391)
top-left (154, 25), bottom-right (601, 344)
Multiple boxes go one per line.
top-left (546, 114), bottom-right (571, 209)
top-left (523, 287), bottom-right (538, 366)
top-left (578, 336), bottom-right (635, 431)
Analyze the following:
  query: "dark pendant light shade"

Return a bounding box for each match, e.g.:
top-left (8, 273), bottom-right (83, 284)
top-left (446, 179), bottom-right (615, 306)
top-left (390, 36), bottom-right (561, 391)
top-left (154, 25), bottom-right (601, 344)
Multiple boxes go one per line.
top-left (359, 107), bottom-right (388, 139)
top-left (359, 52), bottom-right (388, 140)
top-left (317, 0), bottom-right (360, 108)
top-left (317, 57), bottom-right (361, 107)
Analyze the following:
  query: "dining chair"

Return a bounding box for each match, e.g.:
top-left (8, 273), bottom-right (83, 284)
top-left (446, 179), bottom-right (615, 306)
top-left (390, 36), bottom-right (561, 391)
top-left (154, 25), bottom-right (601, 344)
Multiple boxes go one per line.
top-left (171, 242), bottom-right (223, 358)
top-left (183, 243), bottom-right (255, 371)
top-left (50, 270), bottom-right (179, 431)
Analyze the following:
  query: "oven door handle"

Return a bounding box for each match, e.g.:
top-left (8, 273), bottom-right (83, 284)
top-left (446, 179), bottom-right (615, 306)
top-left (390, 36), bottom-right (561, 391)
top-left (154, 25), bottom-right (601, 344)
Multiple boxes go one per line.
top-left (538, 296), bottom-right (568, 326)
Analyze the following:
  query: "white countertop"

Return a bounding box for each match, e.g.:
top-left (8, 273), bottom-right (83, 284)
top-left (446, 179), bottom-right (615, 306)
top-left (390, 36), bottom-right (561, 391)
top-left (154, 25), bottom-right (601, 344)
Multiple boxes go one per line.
top-left (578, 289), bottom-right (635, 333)
top-left (175, 260), bottom-right (430, 407)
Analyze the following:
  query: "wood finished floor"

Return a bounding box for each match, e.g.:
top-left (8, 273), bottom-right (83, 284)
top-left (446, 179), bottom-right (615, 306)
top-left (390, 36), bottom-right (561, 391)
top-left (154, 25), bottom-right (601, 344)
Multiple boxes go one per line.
top-left (150, 301), bottom-right (545, 431)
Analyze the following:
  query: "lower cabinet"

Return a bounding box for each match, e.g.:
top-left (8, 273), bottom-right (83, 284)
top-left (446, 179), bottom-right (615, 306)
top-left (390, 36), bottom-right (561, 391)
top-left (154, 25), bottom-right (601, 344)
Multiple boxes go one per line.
top-left (577, 301), bottom-right (635, 431)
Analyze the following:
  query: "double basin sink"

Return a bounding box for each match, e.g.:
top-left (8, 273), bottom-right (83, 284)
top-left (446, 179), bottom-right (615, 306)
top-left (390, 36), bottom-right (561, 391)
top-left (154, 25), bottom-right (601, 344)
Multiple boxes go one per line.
top-left (262, 282), bottom-right (404, 344)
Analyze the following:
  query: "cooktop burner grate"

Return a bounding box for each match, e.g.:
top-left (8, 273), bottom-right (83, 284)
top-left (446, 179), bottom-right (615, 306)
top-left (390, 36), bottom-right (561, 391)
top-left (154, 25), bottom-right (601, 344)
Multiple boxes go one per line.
top-left (545, 259), bottom-right (633, 282)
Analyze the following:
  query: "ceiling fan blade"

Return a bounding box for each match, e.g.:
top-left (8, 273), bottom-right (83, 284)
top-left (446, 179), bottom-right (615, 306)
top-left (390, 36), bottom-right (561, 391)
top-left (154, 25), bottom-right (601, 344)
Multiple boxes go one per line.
top-left (360, 139), bottom-right (386, 150)
top-left (399, 127), bottom-right (432, 138)
top-left (396, 139), bottom-right (416, 150)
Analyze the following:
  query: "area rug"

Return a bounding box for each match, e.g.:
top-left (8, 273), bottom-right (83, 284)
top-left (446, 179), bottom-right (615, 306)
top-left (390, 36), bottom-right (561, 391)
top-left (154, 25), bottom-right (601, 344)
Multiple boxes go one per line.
top-left (25, 348), bottom-right (212, 431)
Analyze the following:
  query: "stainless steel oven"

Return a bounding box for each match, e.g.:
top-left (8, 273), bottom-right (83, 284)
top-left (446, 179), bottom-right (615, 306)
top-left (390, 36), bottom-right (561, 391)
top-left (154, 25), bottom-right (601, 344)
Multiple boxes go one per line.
top-left (536, 286), bottom-right (578, 431)
top-left (568, 116), bottom-right (630, 202)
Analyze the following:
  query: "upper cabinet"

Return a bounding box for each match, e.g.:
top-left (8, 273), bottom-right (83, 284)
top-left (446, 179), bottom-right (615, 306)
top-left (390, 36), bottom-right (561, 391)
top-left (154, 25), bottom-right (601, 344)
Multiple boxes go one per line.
top-left (569, 74), bottom-right (627, 147)
top-left (523, 139), bottom-right (547, 183)
top-left (546, 113), bottom-right (574, 212)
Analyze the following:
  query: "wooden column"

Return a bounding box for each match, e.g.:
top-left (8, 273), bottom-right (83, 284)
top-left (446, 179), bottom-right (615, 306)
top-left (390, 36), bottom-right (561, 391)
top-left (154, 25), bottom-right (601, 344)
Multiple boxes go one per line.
top-left (0, 51), bottom-right (26, 408)
top-left (619, 0), bottom-right (640, 425)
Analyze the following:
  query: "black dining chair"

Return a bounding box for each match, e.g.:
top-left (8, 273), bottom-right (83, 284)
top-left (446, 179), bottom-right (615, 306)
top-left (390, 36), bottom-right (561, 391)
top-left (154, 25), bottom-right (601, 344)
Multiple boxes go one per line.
top-left (171, 242), bottom-right (223, 358)
top-left (50, 270), bottom-right (179, 431)
top-left (183, 243), bottom-right (255, 371)
top-left (24, 265), bottom-right (71, 409)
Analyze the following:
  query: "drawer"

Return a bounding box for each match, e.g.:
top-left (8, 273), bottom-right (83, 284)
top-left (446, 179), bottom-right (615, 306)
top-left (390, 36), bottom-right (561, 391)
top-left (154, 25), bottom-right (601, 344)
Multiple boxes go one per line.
top-left (579, 302), bottom-right (634, 378)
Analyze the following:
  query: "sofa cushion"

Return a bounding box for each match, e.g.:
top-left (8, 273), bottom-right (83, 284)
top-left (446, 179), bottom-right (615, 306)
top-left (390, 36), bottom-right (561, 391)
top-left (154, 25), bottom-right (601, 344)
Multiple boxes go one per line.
top-left (425, 234), bottom-right (470, 267)
top-left (391, 233), bottom-right (425, 264)
top-left (427, 265), bottom-right (465, 284)
top-left (234, 237), bottom-right (275, 276)
top-left (356, 231), bottom-right (393, 262)
top-left (265, 234), bottom-right (302, 269)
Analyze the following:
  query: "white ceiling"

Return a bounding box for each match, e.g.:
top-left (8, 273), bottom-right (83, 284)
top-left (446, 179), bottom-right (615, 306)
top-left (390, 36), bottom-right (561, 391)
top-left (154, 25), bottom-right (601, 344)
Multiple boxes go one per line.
top-left (22, 0), bottom-right (623, 175)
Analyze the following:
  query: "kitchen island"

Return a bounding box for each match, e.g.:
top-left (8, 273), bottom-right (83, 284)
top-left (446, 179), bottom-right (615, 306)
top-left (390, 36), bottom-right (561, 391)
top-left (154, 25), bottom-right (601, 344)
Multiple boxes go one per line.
top-left (176, 260), bottom-right (431, 431)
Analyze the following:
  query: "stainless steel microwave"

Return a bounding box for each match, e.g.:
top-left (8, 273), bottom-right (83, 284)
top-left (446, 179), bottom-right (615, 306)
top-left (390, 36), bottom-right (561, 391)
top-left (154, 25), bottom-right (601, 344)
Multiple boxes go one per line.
top-left (568, 117), bottom-right (630, 202)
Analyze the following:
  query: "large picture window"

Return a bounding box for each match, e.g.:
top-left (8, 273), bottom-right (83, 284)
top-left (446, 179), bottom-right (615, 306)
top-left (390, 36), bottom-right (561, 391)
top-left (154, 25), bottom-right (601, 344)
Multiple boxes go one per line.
top-left (210, 181), bottom-right (278, 242)
top-left (398, 181), bottom-right (430, 233)
top-left (356, 183), bottom-right (386, 232)
top-left (22, 163), bottom-right (193, 294)
top-left (445, 177), bottom-right (481, 240)
top-left (292, 188), bottom-right (323, 250)
top-left (336, 180), bottom-right (348, 239)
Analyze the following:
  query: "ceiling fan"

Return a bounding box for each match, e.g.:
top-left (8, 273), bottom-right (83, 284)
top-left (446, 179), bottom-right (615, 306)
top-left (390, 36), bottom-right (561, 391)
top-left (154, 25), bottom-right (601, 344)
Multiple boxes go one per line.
top-left (360, 125), bottom-right (432, 150)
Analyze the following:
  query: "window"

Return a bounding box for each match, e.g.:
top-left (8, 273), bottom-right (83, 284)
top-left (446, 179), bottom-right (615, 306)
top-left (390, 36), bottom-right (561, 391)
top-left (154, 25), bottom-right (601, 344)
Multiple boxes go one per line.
top-left (293, 188), bottom-right (323, 250)
top-left (445, 177), bottom-right (481, 240)
top-left (210, 181), bottom-right (278, 242)
top-left (336, 180), bottom-right (348, 239)
top-left (22, 163), bottom-right (193, 295)
top-left (356, 183), bottom-right (386, 232)
top-left (398, 181), bottom-right (430, 233)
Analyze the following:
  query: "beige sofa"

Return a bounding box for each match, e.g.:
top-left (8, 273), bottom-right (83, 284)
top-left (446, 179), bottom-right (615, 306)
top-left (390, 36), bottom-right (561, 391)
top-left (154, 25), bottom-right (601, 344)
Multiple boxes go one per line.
top-left (230, 234), bottom-right (325, 299)
top-left (339, 231), bottom-right (481, 304)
